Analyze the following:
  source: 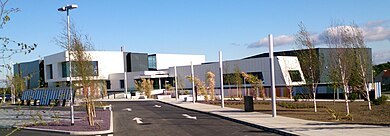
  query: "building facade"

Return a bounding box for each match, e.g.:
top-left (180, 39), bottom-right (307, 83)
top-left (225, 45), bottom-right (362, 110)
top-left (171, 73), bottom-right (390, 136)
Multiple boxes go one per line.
top-left (13, 60), bottom-right (45, 89)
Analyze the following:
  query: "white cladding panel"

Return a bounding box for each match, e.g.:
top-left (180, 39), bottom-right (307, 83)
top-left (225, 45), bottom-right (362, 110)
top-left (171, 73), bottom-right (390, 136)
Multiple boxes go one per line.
top-left (169, 56), bottom-right (305, 89)
top-left (109, 71), bottom-right (168, 91)
top-left (44, 52), bottom-right (67, 84)
top-left (277, 56), bottom-right (306, 86)
top-left (86, 51), bottom-right (125, 79)
top-left (155, 54), bottom-right (205, 70)
top-left (44, 51), bottom-right (125, 87)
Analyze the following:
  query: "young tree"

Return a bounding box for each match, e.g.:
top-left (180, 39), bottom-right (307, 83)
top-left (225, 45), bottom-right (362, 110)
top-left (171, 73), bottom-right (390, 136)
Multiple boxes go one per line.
top-left (241, 72), bottom-right (264, 100)
top-left (142, 79), bottom-right (153, 98)
top-left (1, 0), bottom-right (36, 104)
top-left (70, 35), bottom-right (100, 126)
top-left (223, 64), bottom-right (232, 99)
top-left (55, 20), bottom-right (101, 126)
top-left (134, 79), bottom-right (154, 98)
top-left (232, 65), bottom-right (242, 99)
top-left (164, 83), bottom-right (173, 95)
top-left (324, 24), bottom-right (358, 115)
top-left (0, 0), bottom-right (35, 60)
top-left (206, 71), bottom-right (215, 101)
top-left (346, 24), bottom-right (372, 110)
top-left (295, 23), bottom-right (322, 112)
top-left (176, 75), bottom-right (185, 95)
top-left (8, 73), bottom-right (27, 97)
top-left (187, 76), bottom-right (208, 101)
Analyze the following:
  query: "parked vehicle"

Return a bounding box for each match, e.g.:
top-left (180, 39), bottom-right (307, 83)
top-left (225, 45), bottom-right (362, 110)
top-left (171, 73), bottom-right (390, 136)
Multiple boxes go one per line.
top-left (0, 94), bottom-right (11, 101)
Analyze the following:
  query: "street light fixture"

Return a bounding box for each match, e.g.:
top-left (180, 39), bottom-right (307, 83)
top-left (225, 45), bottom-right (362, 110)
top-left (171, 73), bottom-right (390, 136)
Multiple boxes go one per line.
top-left (58, 4), bottom-right (78, 126)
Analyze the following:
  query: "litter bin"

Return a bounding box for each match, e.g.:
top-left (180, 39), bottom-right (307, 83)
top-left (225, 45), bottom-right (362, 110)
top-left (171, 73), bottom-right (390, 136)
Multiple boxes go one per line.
top-left (244, 96), bottom-right (254, 112)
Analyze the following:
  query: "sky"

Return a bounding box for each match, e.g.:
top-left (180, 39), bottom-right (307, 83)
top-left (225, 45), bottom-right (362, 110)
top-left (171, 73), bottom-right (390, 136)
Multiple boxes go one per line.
top-left (1, 0), bottom-right (390, 67)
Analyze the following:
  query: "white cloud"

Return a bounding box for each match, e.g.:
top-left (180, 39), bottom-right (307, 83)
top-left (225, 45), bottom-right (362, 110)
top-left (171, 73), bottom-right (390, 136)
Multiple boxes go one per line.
top-left (373, 50), bottom-right (390, 64)
top-left (362, 20), bottom-right (390, 42)
top-left (246, 20), bottom-right (390, 48)
top-left (248, 35), bottom-right (295, 48)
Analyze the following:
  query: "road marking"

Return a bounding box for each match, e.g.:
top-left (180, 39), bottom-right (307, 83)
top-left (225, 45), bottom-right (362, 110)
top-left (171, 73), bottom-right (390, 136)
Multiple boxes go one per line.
top-left (182, 114), bottom-right (197, 120)
top-left (122, 108), bottom-right (132, 112)
top-left (154, 105), bottom-right (161, 108)
top-left (132, 117), bottom-right (143, 124)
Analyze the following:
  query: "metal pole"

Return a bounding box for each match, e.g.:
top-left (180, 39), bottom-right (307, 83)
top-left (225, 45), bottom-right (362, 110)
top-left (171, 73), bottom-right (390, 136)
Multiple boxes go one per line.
top-left (124, 72), bottom-right (128, 99)
top-left (174, 66), bottom-right (178, 101)
top-left (269, 34), bottom-right (277, 117)
top-left (191, 61), bottom-right (195, 103)
top-left (243, 78), bottom-right (246, 96)
top-left (219, 51), bottom-right (224, 108)
top-left (67, 9), bottom-right (75, 125)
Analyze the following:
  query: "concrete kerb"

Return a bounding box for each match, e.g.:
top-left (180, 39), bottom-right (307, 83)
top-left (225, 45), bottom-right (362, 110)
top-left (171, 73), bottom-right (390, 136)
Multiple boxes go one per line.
top-left (97, 98), bottom-right (156, 102)
top-left (157, 100), bottom-right (297, 136)
top-left (18, 109), bottom-right (114, 135)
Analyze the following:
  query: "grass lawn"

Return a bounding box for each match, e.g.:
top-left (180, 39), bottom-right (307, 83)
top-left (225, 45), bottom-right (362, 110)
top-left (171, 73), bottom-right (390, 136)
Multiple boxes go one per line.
top-left (204, 100), bottom-right (390, 125)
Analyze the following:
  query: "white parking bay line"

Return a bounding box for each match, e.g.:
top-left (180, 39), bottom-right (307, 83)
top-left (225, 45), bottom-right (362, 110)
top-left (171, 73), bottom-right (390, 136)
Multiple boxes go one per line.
top-left (182, 114), bottom-right (197, 120)
top-left (132, 117), bottom-right (143, 124)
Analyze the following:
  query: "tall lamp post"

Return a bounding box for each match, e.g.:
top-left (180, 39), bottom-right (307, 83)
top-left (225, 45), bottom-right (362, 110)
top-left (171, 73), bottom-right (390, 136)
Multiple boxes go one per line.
top-left (269, 34), bottom-right (277, 117)
top-left (58, 4), bottom-right (78, 125)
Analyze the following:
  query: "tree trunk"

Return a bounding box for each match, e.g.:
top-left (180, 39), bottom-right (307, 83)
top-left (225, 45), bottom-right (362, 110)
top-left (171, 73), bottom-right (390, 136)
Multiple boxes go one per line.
top-left (312, 85), bottom-right (317, 112)
top-left (236, 86), bottom-right (239, 100)
top-left (343, 85), bottom-right (350, 115)
top-left (333, 87), bottom-right (336, 105)
top-left (365, 83), bottom-right (372, 110)
top-left (262, 89), bottom-right (266, 100)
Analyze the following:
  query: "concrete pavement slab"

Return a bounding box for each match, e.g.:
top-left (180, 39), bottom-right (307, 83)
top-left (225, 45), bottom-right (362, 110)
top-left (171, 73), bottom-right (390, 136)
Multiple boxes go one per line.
top-left (159, 99), bottom-right (390, 136)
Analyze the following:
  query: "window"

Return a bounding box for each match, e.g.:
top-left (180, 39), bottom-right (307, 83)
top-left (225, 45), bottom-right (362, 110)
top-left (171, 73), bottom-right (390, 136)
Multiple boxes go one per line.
top-left (91, 61), bottom-right (99, 76)
top-left (148, 55), bottom-right (156, 70)
top-left (223, 72), bottom-right (264, 85)
top-left (288, 70), bottom-right (303, 82)
top-left (63, 61), bottom-right (98, 77)
top-left (120, 80), bottom-right (124, 89)
top-left (62, 62), bottom-right (69, 77)
top-left (248, 72), bottom-right (264, 82)
top-left (106, 80), bottom-right (111, 89)
top-left (46, 64), bottom-right (53, 79)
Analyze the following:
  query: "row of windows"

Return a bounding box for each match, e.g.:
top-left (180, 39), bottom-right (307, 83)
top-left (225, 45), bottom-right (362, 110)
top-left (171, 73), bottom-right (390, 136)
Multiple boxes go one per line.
top-left (222, 71), bottom-right (303, 85)
top-left (223, 72), bottom-right (264, 85)
top-left (115, 71), bottom-right (302, 89)
top-left (46, 61), bottom-right (99, 79)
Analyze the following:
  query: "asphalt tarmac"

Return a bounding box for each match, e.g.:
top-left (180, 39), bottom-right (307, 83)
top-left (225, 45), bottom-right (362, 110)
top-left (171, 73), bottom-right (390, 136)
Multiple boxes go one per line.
top-left (108, 101), bottom-right (280, 136)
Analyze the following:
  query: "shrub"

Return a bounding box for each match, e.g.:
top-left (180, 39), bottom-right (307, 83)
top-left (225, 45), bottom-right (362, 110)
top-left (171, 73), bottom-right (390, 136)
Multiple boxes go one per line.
top-left (348, 92), bottom-right (359, 102)
top-left (326, 107), bottom-right (340, 121)
top-left (372, 95), bottom-right (388, 105)
top-left (293, 95), bottom-right (303, 102)
top-left (278, 102), bottom-right (311, 109)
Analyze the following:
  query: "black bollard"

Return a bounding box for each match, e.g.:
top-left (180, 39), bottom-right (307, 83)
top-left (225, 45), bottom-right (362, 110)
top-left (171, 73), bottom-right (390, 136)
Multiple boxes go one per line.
top-left (62, 99), bottom-right (66, 107)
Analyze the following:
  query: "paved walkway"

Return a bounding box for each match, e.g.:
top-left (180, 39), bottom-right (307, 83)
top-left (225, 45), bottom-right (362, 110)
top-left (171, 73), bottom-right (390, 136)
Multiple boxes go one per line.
top-left (159, 99), bottom-right (390, 136)
top-left (0, 106), bottom-right (68, 128)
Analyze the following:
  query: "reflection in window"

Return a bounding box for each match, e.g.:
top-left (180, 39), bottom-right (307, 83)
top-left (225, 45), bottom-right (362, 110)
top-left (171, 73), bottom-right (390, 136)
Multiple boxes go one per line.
top-left (288, 70), bottom-right (303, 82)
top-left (120, 80), bottom-right (124, 89)
top-left (62, 62), bottom-right (69, 77)
top-left (46, 64), bottom-right (53, 79)
top-left (148, 55), bottom-right (156, 70)
top-left (62, 61), bottom-right (99, 77)
top-left (223, 72), bottom-right (264, 85)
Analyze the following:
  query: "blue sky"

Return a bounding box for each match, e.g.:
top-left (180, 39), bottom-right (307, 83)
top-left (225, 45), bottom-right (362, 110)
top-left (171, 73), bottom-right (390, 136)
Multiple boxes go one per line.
top-left (2, 0), bottom-right (390, 66)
